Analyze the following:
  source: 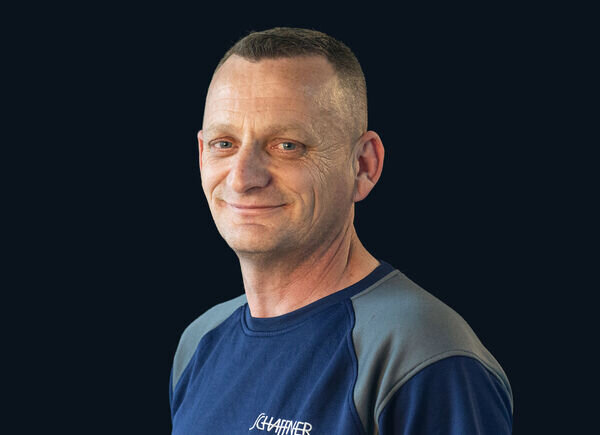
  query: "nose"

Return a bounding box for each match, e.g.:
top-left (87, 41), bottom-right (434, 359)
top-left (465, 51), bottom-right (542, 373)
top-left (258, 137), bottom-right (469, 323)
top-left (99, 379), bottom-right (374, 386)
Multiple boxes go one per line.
top-left (227, 143), bottom-right (271, 193)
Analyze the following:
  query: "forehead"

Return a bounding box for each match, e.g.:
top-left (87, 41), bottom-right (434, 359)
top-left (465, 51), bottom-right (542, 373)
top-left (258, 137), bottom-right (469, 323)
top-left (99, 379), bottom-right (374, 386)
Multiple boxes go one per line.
top-left (203, 56), bottom-right (339, 134)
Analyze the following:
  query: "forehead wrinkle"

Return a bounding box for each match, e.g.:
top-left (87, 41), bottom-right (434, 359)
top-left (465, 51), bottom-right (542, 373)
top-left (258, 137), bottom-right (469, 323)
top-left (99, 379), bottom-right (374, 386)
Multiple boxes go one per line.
top-left (205, 95), bottom-right (316, 121)
top-left (208, 96), bottom-right (311, 103)
top-left (206, 109), bottom-right (315, 117)
top-left (206, 96), bottom-right (316, 118)
top-left (208, 82), bottom-right (325, 103)
top-left (206, 103), bottom-right (313, 115)
top-left (203, 119), bottom-right (321, 143)
top-left (204, 106), bottom-right (321, 132)
top-left (204, 109), bottom-right (315, 127)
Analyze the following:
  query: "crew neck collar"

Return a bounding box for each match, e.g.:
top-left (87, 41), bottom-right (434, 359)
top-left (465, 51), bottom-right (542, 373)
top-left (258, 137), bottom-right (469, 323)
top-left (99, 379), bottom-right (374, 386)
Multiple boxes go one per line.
top-left (241, 260), bottom-right (395, 335)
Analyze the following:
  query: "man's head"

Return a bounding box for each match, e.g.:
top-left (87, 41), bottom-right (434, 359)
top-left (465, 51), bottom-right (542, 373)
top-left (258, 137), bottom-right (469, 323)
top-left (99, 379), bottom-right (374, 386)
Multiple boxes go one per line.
top-left (198, 27), bottom-right (384, 260)
top-left (214, 27), bottom-right (368, 141)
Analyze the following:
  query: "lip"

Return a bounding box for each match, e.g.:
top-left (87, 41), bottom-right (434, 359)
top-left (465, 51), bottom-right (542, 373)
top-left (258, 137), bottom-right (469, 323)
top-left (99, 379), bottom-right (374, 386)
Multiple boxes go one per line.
top-left (226, 202), bottom-right (285, 215)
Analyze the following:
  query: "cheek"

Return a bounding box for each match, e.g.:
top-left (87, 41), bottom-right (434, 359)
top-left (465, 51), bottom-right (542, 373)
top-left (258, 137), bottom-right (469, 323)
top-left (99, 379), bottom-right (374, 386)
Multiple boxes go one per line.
top-left (200, 164), bottom-right (226, 201)
top-left (276, 166), bottom-right (314, 200)
top-left (310, 160), bottom-right (354, 198)
top-left (286, 162), bottom-right (353, 211)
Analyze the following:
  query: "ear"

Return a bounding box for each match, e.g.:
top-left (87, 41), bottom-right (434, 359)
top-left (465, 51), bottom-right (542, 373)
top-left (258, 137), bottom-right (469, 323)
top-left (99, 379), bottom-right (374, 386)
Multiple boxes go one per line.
top-left (353, 130), bottom-right (385, 202)
top-left (197, 130), bottom-right (204, 170)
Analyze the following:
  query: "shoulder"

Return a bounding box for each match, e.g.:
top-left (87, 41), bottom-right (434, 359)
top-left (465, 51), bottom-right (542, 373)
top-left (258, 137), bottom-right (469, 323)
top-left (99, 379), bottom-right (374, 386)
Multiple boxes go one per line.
top-left (350, 269), bottom-right (512, 430)
top-left (171, 294), bottom-right (247, 393)
top-left (351, 270), bottom-right (489, 359)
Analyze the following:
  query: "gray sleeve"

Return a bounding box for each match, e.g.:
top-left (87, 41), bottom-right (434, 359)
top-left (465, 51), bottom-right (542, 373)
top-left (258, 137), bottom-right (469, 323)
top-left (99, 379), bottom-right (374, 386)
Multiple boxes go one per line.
top-left (350, 271), bottom-right (513, 435)
top-left (171, 294), bottom-right (247, 393)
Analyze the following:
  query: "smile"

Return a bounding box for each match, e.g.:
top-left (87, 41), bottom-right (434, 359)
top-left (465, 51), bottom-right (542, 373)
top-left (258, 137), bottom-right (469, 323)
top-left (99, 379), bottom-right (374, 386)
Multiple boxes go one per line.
top-left (226, 202), bottom-right (285, 215)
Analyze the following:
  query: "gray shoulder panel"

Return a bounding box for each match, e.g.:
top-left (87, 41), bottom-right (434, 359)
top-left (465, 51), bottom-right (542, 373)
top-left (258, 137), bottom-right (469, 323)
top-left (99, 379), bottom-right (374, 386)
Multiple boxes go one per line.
top-left (350, 271), bottom-right (513, 434)
top-left (171, 294), bottom-right (247, 392)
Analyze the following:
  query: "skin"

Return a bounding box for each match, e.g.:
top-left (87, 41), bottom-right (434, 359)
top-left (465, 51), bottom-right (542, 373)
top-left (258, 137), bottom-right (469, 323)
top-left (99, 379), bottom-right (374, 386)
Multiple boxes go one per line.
top-left (199, 54), bottom-right (385, 317)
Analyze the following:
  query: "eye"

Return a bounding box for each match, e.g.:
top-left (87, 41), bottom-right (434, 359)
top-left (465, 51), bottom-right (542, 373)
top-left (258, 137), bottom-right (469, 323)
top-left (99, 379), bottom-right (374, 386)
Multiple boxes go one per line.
top-left (278, 142), bottom-right (297, 151)
top-left (212, 140), bottom-right (233, 150)
top-left (272, 141), bottom-right (305, 157)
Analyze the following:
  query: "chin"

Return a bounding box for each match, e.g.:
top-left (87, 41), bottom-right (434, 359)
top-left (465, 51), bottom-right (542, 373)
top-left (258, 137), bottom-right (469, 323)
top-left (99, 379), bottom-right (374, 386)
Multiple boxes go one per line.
top-left (222, 231), bottom-right (297, 257)
top-left (228, 243), bottom-right (284, 259)
top-left (220, 231), bottom-right (277, 254)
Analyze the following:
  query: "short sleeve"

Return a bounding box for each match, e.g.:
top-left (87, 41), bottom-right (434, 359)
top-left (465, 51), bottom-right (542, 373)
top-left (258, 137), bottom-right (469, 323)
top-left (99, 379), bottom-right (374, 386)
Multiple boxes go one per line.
top-left (377, 355), bottom-right (512, 434)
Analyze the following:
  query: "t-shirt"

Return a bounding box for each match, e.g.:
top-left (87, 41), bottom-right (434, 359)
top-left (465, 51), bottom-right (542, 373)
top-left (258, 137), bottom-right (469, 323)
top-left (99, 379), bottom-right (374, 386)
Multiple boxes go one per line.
top-left (170, 261), bottom-right (513, 434)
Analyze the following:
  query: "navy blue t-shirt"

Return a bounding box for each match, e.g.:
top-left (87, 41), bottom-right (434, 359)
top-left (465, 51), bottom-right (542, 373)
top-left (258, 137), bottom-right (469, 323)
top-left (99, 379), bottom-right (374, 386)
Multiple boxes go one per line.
top-left (170, 261), bottom-right (513, 434)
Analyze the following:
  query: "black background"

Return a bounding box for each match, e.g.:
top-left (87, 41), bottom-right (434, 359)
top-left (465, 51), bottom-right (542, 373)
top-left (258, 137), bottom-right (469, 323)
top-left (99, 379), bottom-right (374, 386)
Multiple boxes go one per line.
top-left (6, 3), bottom-right (591, 434)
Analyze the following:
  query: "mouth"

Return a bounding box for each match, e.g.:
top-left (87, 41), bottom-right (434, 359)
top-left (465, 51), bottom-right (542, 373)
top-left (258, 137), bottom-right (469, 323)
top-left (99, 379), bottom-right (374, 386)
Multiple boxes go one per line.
top-left (226, 202), bottom-right (286, 215)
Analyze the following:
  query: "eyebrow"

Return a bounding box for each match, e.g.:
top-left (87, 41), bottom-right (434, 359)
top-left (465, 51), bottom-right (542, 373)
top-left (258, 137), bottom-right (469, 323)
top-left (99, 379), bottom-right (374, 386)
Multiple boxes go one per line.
top-left (203, 122), bottom-right (317, 140)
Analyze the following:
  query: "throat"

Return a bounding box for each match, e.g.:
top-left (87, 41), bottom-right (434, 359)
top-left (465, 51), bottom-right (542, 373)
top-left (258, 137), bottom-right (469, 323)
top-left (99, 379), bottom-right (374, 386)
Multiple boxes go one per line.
top-left (240, 228), bottom-right (378, 318)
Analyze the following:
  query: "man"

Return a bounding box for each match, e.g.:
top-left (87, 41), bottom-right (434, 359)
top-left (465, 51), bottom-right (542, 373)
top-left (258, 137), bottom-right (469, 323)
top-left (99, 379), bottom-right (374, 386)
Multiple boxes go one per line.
top-left (170, 27), bottom-right (513, 434)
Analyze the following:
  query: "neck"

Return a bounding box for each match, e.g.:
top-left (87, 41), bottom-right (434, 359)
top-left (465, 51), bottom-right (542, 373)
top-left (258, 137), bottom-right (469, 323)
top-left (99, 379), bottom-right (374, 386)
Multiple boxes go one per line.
top-left (237, 219), bottom-right (380, 318)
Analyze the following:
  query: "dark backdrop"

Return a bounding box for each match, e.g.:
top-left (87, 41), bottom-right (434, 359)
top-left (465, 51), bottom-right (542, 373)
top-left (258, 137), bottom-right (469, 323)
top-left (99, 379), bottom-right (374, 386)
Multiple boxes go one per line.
top-left (7, 4), bottom-right (588, 434)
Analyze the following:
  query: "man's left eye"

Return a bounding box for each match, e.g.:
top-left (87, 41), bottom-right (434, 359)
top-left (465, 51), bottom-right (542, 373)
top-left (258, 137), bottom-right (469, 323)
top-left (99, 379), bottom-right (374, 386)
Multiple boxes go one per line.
top-left (278, 142), bottom-right (297, 151)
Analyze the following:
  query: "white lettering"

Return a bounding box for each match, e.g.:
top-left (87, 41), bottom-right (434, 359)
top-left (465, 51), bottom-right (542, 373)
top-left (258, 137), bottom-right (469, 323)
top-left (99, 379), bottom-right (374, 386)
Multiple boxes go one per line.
top-left (249, 413), bottom-right (267, 431)
top-left (248, 413), bottom-right (312, 434)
